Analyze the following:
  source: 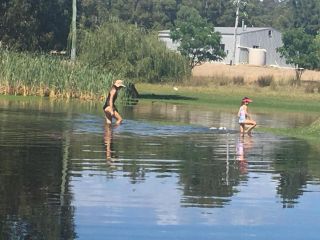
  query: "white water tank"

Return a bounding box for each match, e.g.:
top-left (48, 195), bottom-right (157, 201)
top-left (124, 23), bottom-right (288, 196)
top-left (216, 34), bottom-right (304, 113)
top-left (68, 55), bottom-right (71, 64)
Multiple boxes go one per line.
top-left (248, 48), bottom-right (266, 66)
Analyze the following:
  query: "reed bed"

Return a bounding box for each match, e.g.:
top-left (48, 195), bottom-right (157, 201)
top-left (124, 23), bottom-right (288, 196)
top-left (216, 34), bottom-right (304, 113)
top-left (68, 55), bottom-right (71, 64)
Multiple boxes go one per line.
top-left (0, 49), bottom-right (114, 100)
top-left (0, 21), bottom-right (190, 100)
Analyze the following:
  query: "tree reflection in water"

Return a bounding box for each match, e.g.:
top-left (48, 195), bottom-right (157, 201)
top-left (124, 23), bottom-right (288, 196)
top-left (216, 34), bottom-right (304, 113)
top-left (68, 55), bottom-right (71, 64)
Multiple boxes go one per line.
top-left (0, 99), bottom-right (75, 240)
top-left (273, 139), bottom-right (310, 208)
top-left (1, 97), bottom-right (320, 239)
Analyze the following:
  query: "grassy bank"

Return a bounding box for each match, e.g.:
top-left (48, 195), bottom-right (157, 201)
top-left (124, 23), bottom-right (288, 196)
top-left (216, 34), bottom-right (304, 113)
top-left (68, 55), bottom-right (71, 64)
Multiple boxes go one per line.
top-left (136, 83), bottom-right (320, 141)
top-left (136, 83), bottom-right (320, 112)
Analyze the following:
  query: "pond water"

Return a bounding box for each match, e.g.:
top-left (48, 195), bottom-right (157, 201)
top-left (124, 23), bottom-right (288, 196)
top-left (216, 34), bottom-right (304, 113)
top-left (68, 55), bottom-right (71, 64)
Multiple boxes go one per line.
top-left (0, 97), bottom-right (319, 240)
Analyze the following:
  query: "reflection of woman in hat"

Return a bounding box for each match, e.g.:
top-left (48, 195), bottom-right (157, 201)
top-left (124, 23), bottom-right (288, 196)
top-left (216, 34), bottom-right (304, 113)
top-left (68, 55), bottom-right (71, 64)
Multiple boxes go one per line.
top-left (238, 97), bottom-right (256, 136)
top-left (103, 79), bottom-right (126, 124)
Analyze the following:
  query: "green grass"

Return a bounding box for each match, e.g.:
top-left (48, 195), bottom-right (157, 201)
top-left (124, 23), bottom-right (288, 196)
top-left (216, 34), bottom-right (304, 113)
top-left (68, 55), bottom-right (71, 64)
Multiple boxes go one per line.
top-left (136, 83), bottom-right (320, 111)
top-left (136, 83), bottom-right (320, 142)
top-left (260, 126), bottom-right (320, 143)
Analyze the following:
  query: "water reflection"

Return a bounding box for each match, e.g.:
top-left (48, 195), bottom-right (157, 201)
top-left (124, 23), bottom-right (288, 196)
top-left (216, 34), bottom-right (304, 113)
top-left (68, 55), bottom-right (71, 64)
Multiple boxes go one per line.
top-left (1, 97), bottom-right (320, 239)
top-left (273, 139), bottom-right (310, 208)
top-left (236, 136), bottom-right (253, 174)
top-left (0, 98), bottom-right (75, 239)
top-left (104, 123), bottom-right (114, 161)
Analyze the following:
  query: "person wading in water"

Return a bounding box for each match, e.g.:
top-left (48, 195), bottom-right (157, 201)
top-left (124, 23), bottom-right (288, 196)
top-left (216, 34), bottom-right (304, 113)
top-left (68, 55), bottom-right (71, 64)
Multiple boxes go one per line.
top-left (238, 97), bottom-right (257, 136)
top-left (103, 79), bottom-right (126, 125)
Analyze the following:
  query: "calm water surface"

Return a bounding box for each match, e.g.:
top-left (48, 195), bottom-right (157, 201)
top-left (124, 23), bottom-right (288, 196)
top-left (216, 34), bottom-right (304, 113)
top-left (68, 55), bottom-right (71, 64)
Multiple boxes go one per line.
top-left (0, 97), bottom-right (319, 240)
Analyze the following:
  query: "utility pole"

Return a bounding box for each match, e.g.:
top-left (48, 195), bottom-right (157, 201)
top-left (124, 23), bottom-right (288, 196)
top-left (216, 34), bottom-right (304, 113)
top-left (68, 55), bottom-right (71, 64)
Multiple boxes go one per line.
top-left (232, 0), bottom-right (240, 65)
top-left (71, 0), bottom-right (77, 62)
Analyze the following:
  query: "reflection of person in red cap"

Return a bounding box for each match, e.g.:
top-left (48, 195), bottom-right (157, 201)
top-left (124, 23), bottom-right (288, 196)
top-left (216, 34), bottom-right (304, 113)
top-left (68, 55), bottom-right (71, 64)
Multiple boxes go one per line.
top-left (103, 79), bottom-right (126, 124)
top-left (236, 136), bottom-right (253, 174)
top-left (237, 97), bottom-right (256, 136)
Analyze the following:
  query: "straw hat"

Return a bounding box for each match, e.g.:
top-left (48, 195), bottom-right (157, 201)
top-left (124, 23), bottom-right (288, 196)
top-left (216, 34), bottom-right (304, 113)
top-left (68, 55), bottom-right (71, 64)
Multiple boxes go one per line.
top-left (113, 79), bottom-right (126, 88)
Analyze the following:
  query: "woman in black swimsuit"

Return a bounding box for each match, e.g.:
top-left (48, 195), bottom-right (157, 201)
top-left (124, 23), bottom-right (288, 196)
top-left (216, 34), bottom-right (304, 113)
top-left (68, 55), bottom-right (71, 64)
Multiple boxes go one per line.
top-left (103, 79), bottom-right (126, 124)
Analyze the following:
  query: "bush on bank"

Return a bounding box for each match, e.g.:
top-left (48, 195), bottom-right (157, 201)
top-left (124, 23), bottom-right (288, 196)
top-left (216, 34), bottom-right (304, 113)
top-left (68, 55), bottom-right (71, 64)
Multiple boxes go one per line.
top-left (78, 21), bottom-right (190, 83)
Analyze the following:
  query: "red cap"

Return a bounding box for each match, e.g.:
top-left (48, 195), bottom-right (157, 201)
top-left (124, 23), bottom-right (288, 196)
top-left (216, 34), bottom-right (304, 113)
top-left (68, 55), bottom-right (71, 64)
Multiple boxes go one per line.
top-left (242, 97), bottom-right (253, 103)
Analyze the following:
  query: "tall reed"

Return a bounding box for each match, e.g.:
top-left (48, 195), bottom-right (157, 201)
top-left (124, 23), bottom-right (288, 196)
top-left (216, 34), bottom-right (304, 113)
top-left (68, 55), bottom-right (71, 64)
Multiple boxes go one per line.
top-left (0, 49), bottom-right (114, 100)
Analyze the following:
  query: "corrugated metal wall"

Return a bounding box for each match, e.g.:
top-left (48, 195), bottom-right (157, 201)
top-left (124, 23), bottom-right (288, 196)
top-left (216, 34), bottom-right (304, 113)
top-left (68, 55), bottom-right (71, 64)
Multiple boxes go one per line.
top-left (159, 28), bottom-right (291, 67)
top-left (239, 29), bottom-right (289, 67)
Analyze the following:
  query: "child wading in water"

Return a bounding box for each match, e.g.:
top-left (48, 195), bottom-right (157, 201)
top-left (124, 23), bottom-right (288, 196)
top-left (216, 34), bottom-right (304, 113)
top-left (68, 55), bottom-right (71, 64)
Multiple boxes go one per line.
top-left (238, 97), bottom-right (257, 136)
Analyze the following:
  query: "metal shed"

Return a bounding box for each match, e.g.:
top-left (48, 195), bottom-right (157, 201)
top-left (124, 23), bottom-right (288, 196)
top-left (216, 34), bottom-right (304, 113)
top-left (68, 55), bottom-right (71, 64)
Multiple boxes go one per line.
top-left (158, 26), bottom-right (290, 67)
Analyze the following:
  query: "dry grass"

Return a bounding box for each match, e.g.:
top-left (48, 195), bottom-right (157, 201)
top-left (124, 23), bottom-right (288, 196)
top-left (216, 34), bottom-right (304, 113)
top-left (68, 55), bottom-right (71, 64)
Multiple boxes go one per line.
top-left (192, 63), bottom-right (320, 83)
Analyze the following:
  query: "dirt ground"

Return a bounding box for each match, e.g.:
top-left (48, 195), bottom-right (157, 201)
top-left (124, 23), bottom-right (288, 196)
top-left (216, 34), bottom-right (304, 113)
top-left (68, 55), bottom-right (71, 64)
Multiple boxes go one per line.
top-left (192, 63), bottom-right (320, 83)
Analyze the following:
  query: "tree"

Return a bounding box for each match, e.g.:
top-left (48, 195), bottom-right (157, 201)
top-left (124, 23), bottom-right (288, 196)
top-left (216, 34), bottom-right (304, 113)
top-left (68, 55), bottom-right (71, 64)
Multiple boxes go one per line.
top-left (0, 0), bottom-right (70, 51)
top-left (153, 0), bottom-right (177, 29)
top-left (290, 0), bottom-right (320, 36)
top-left (204, 0), bottom-right (235, 27)
top-left (78, 21), bottom-right (190, 83)
top-left (277, 28), bottom-right (320, 84)
top-left (170, 6), bottom-right (226, 69)
top-left (0, 0), bottom-right (40, 50)
top-left (78, 0), bottom-right (112, 28)
top-left (315, 34), bottom-right (320, 65)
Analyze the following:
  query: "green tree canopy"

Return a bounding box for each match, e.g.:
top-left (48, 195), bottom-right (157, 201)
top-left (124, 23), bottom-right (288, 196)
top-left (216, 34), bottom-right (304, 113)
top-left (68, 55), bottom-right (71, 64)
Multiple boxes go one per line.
top-left (0, 0), bottom-right (70, 51)
top-left (277, 28), bottom-right (320, 83)
top-left (315, 33), bottom-right (320, 64)
top-left (170, 6), bottom-right (226, 69)
top-left (290, 0), bottom-right (320, 36)
top-left (2, 0), bottom-right (316, 52)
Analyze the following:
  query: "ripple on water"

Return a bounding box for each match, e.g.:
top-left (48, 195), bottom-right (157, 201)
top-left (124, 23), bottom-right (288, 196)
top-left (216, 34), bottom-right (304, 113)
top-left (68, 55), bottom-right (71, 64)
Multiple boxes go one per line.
top-left (2, 102), bottom-right (320, 239)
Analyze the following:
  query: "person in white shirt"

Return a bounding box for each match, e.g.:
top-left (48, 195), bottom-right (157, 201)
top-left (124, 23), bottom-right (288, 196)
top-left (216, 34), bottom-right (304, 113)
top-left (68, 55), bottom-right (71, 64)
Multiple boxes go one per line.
top-left (238, 97), bottom-right (256, 136)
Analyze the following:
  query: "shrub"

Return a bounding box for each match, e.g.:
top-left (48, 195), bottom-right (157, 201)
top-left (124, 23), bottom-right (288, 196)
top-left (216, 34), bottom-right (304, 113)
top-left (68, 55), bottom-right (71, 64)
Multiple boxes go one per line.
top-left (304, 81), bottom-right (320, 94)
top-left (78, 21), bottom-right (190, 83)
top-left (218, 76), bottom-right (233, 86)
top-left (232, 76), bottom-right (245, 85)
top-left (288, 77), bottom-right (297, 86)
top-left (256, 75), bottom-right (274, 87)
top-left (269, 79), bottom-right (278, 91)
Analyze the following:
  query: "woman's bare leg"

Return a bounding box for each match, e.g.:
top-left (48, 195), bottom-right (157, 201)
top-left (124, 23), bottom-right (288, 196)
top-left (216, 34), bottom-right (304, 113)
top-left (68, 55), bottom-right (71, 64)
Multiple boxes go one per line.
top-left (104, 109), bottom-right (113, 124)
top-left (114, 111), bottom-right (123, 125)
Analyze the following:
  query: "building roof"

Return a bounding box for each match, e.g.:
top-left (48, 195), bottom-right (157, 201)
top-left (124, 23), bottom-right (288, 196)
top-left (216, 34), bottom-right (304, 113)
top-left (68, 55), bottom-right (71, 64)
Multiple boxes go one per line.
top-left (214, 27), bottom-right (275, 35)
top-left (159, 27), bottom-right (278, 37)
